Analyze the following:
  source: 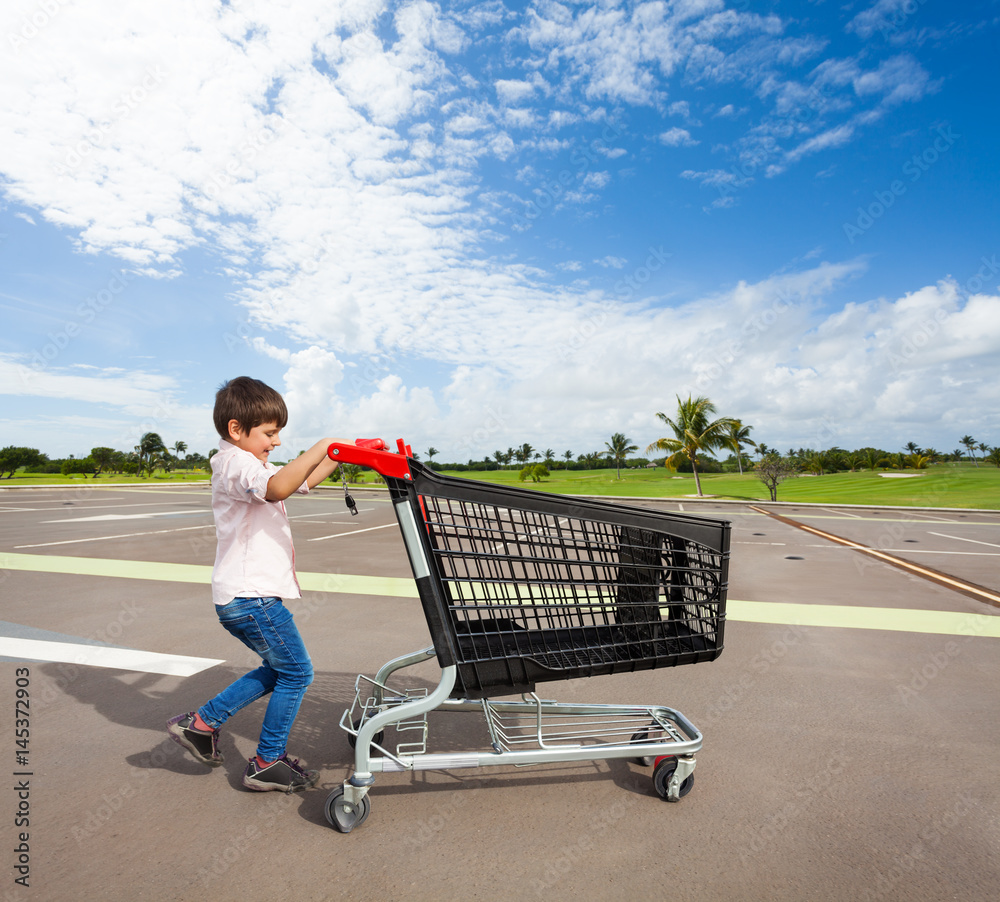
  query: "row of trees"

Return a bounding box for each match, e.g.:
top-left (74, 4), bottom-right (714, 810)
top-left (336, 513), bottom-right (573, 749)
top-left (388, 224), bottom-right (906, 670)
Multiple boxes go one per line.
top-left (423, 398), bottom-right (757, 494)
top-left (425, 397), bottom-right (1000, 499)
top-left (0, 433), bottom-right (209, 479)
top-left (3, 410), bottom-right (998, 493)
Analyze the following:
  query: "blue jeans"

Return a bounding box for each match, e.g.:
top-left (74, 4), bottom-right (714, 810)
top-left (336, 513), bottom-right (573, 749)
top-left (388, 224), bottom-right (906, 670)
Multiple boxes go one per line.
top-left (198, 597), bottom-right (313, 762)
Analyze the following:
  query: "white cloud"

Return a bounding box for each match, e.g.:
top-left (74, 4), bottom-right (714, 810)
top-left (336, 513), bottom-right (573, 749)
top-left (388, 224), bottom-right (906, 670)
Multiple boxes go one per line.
top-left (659, 127), bottom-right (698, 147)
top-left (581, 171), bottom-right (610, 189)
top-left (852, 54), bottom-right (935, 107)
top-left (680, 168), bottom-right (745, 189)
top-left (785, 123), bottom-right (855, 163)
top-left (547, 109), bottom-right (580, 129)
top-left (495, 79), bottom-right (535, 105)
top-left (0, 353), bottom-right (212, 455)
top-left (1, 354), bottom-right (177, 411)
top-left (524, 2), bottom-right (691, 105)
top-left (847, 0), bottom-right (917, 41)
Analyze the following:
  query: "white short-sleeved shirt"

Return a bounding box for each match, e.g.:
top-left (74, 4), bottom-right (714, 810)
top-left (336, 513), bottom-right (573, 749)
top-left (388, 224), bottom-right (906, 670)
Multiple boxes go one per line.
top-left (210, 439), bottom-right (309, 606)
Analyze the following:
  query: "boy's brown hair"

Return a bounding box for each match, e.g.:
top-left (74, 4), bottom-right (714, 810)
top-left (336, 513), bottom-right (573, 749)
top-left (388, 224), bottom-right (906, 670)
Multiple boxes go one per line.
top-left (213, 377), bottom-right (288, 440)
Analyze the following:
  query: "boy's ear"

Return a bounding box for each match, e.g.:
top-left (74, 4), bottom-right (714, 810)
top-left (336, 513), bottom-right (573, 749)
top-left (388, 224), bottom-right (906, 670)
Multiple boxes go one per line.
top-left (227, 419), bottom-right (244, 442)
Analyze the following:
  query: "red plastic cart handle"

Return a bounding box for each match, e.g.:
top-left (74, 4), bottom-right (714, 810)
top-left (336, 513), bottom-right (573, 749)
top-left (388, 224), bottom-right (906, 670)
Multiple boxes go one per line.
top-left (327, 438), bottom-right (413, 479)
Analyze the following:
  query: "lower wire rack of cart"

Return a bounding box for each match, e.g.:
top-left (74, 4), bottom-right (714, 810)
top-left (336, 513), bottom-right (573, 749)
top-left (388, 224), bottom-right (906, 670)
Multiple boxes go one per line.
top-left (341, 673), bottom-right (430, 762)
top-left (479, 694), bottom-right (691, 757)
top-left (327, 667), bottom-right (703, 831)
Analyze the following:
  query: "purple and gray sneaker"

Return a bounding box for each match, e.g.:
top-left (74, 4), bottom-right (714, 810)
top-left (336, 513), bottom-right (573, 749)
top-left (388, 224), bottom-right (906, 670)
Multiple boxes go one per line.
top-left (167, 712), bottom-right (224, 767)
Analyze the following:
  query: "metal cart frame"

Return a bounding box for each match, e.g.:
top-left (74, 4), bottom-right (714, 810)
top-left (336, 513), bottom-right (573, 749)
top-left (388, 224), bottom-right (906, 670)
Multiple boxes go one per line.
top-left (324, 440), bottom-right (730, 832)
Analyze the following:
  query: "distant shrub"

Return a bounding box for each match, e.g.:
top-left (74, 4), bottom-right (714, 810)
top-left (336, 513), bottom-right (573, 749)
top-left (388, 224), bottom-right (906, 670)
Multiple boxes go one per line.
top-left (519, 464), bottom-right (550, 483)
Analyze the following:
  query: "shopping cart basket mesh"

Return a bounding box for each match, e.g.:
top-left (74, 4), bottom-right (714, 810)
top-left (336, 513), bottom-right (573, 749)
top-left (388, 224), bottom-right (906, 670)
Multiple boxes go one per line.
top-left (405, 468), bottom-right (729, 697)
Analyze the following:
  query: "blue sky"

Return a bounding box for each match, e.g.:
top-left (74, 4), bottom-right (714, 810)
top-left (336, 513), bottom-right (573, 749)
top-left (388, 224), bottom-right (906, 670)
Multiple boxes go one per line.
top-left (2, 0), bottom-right (998, 462)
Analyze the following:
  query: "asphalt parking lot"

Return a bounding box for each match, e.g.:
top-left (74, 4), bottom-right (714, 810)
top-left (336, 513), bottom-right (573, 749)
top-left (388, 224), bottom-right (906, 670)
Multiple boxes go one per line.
top-left (2, 483), bottom-right (999, 902)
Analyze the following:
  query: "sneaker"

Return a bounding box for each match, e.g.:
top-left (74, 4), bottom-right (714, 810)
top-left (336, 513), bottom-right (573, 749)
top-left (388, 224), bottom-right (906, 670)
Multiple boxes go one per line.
top-left (242, 754), bottom-right (319, 793)
top-left (166, 712), bottom-right (224, 767)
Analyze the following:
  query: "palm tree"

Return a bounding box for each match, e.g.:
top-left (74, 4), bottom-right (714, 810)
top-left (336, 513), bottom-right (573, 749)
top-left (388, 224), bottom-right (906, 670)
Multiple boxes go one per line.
top-left (515, 443), bottom-right (534, 466)
top-left (492, 450), bottom-right (504, 470)
top-left (646, 396), bottom-right (736, 497)
top-left (886, 452), bottom-right (906, 469)
top-left (563, 450), bottom-right (573, 468)
top-left (604, 432), bottom-right (638, 480)
top-left (904, 441), bottom-right (921, 456)
top-left (136, 432), bottom-right (166, 477)
top-left (804, 450), bottom-right (827, 475)
top-left (860, 447), bottom-right (883, 471)
top-left (426, 447), bottom-right (439, 463)
top-left (960, 435), bottom-right (978, 466)
top-left (844, 451), bottom-right (864, 472)
top-left (172, 440), bottom-right (187, 459)
top-left (724, 419), bottom-right (756, 475)
top-left (544, 448), bottom-right (555, 467)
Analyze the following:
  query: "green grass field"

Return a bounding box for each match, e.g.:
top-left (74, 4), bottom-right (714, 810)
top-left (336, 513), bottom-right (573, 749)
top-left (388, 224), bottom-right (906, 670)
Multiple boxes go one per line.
top-left (433, 463), bottom-right (1000, 509)
top-left (0, 470), bottom-right (211, 485)
top-left (4, 464), bottom-right (999, 509)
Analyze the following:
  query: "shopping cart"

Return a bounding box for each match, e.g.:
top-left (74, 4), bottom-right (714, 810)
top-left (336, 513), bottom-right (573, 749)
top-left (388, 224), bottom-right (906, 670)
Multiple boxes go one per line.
top-left (324, 439), bottom-right (730, 832)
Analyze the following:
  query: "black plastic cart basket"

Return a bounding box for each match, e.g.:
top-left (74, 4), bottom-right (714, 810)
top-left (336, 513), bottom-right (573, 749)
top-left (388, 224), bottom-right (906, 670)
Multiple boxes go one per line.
top-left (324, 439), bottom-right (730, 832)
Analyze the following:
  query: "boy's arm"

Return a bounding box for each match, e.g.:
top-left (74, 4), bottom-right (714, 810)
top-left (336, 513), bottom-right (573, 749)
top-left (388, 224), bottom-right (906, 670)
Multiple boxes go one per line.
top-left (305, 453), bottom-right (339, 489)
top-left (265, 438), bottom-right (346, 501)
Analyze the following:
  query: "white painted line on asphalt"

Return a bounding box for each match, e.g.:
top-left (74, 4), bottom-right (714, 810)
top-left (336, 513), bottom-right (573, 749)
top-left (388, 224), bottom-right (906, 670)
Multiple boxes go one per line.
top-left (287, 507), bottom-right (374, 521)
top-left (0, 637), bottom-right (224, 676)
top-left (928, 532), bottom-right (1000, 550)
top-left (4, 500), bottom-right (210, 513)
top-left (42, 510), bottom-right (209, 523)
top-left (307, 523), bottom-right (398, 541)
top-left (14, 523), bottom-right (215, 549)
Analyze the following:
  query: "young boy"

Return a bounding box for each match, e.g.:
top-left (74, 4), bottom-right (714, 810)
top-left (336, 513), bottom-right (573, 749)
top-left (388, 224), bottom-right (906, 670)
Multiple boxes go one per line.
top-left (168, 376), bottom-right (343, 792)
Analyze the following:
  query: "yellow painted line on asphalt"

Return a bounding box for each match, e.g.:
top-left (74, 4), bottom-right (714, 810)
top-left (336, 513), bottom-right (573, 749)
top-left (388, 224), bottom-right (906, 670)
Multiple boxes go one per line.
top-left (2, 552), bottom-right (997, 638)
top-left (0, 552), bottom-right (417, 598)
top-left (727, 600), bottom-right (1000, 639)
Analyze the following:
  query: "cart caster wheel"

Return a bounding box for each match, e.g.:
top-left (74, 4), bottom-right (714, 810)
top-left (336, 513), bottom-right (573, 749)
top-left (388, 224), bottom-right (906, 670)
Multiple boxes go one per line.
top-left (630, 727), bottom-right (658, 767)
top-left (347, 716), bottom-right (385, 750)
top-left (325, 787), bottom-right (371, 833)
top-left (652, 757), bottom-right (694, 802)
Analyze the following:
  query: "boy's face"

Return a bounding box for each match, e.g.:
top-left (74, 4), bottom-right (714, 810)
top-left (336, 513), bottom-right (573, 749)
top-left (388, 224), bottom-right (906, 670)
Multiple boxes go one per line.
top-left (228, 419), bottom-right (281, 464)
